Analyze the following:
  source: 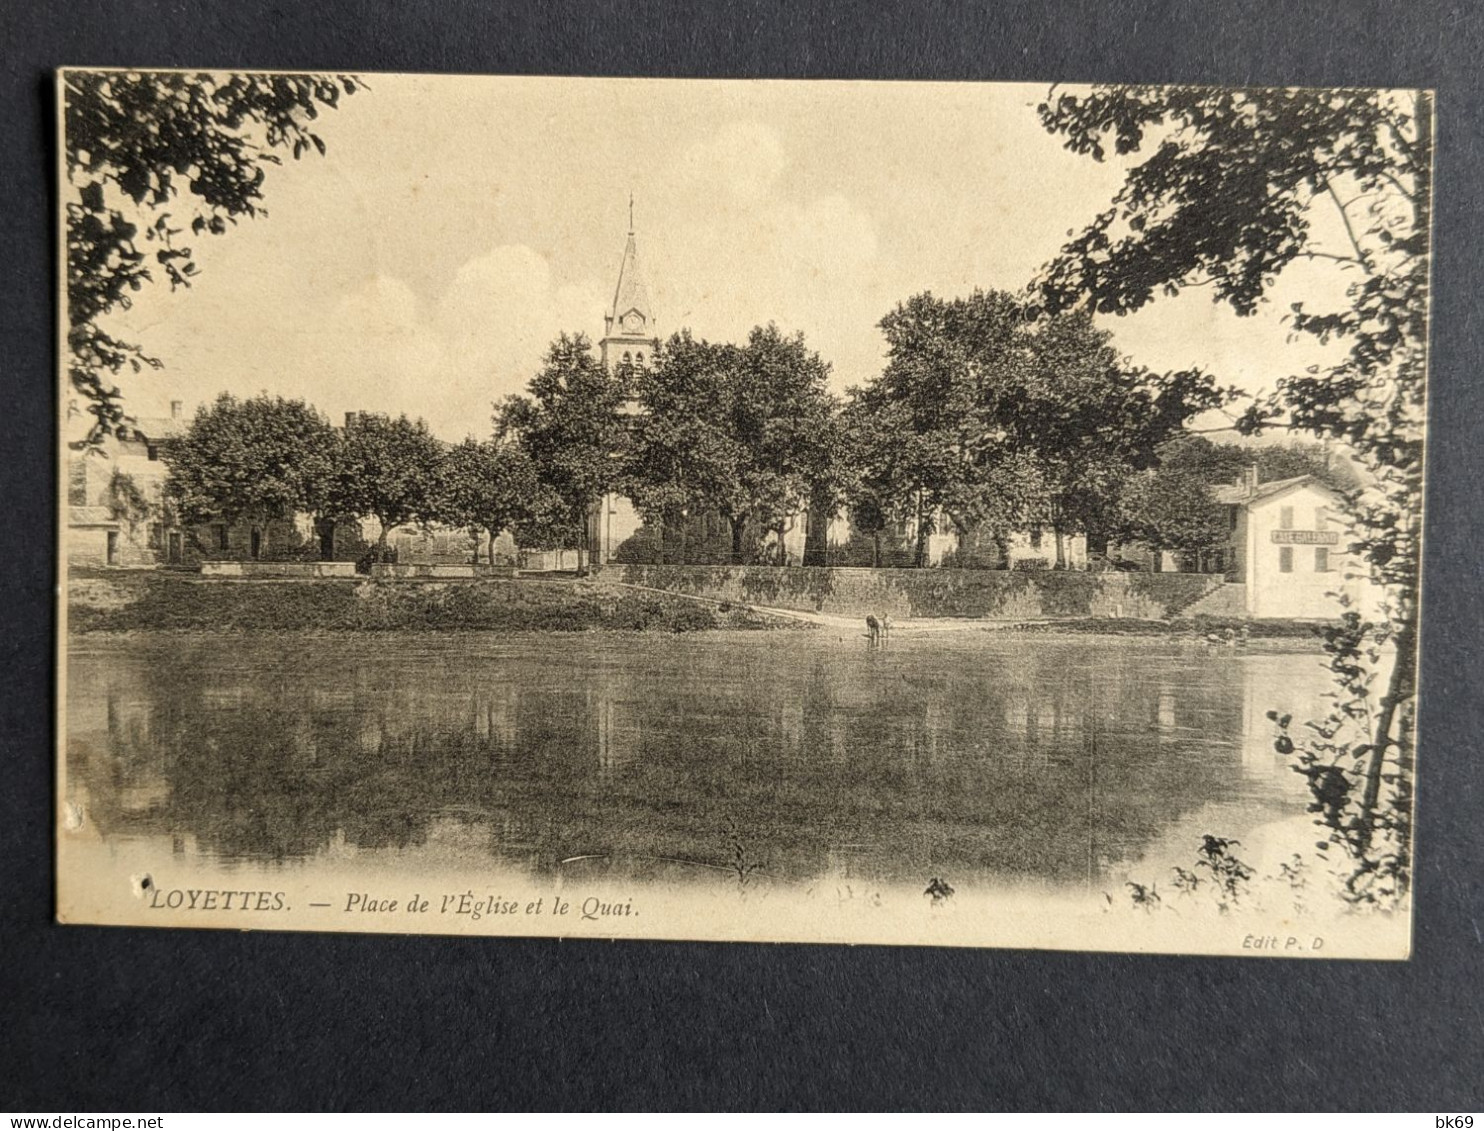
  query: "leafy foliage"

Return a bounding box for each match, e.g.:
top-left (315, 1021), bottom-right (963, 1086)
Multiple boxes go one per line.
top-left (434, 439), bottom-right (540, 564)
top-left (329, 413), bottom-right (444, 554)
top-left (64, 70), bottom-right (359, 445)
top-left (717, 324), bottom-right (839, 563)
top-left (1269, 609), bottom-right (1412, 905)
top-left (106, 467), bottom-right (153, 531)
top-left (626, 325), bottom-right (837, 564)
top-left (164, 393), bottom-right (336, 525)
top-left (1038, 85), bottom-right (1429, 903)
top-left (625, 331), bottom-right (739, 558)
top-left (1117, 461), bottom-right (1229, 558)
top-left (847, 290), bottom-right (1228, 566)
top-left (498, 334), bottom-right (629, 568)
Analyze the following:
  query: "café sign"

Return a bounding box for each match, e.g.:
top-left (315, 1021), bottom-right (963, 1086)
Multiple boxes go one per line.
top-left (1271, 530), bottom-right (1339, 545)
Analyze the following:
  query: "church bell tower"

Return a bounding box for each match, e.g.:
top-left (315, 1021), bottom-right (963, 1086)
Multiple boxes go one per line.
top-left (599, 196), bottom-right (659, 371)
top-left (588, 200), bottom-right (657, 568)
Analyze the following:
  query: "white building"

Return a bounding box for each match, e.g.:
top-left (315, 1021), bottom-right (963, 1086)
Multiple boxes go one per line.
top-left (66, 402), bottom-right (189, 568)
top-left (1217, 473), bottom-right (1376, 620)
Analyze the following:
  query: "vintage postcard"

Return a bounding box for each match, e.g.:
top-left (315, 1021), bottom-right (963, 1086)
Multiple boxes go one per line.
top-left (57, 71), bottom-right (1428, 957)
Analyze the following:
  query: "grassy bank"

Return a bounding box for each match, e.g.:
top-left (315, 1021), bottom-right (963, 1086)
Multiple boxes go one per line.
top-left (67, 571), bottom-right (786, 634)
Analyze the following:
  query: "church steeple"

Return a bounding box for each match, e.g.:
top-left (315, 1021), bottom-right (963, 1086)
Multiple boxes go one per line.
top-left (600, 200), bottom-right (658, 371)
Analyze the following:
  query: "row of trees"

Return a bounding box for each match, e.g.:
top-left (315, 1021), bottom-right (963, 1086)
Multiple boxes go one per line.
top-left (845, 292), bottom-right (1229, 567)
top-left (487, 300), bottom-right (1244, 571)
top-left (165, 324), bottom-right (840, 570)
top-left (165, 396), bottom-right (546, 563)
top-left (165, 308), bottom-right (1337, 571)
top-left (493, 324), bottom-right (839, 569)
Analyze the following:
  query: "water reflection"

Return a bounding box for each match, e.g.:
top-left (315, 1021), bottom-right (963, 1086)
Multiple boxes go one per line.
top-left (65, 633), bottom-right (1328, 889)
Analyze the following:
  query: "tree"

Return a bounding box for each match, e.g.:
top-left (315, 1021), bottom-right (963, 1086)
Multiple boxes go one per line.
top-left (164, 393), bottom-right (336, 527)
top-left (624, 331), bottom-right (737, 565)
top-left (624, 325), bottom-right (837, 566)
top-left (497, 333), bottom-right (628, 571)
top-left (1118, 463), bottom-right (1229, 570)
top-left (855, 290), bottom-right (1226, 567)
top-left (1248, 442), bottom-right (1364, 493)
top-left (435, 439), bottom-right (539, 565)
top-left (330, 413), bottom-right (443, 559)
top-left (838, 391), bottom-right (937, 568)
top-left (509, 484), bottom-right (587, 558)
top-left (861, 290), bottom-right (1029, 566)
top-left (64, 70), bottom-right (359, 446)
top-left (1037, 84), bottom-right (1431, 899)
top-left (719, 325), bottom-right (838, 564)
top-left (1008, 310), bottom-right (1228, 566)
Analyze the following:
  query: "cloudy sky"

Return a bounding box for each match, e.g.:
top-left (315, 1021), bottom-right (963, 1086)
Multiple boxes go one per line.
top-left (86, 74), bottom-right (1353, 441)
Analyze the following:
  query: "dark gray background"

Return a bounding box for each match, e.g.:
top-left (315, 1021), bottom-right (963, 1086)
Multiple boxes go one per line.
top-left (3, 0), bottom-right (1480, 1111)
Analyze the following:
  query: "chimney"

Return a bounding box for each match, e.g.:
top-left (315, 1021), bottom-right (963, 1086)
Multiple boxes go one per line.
top-left (1245, 465), bottom-right (1259, 495)
top-left (170, 400), bottom-right (183, 420)
top-left (345, 411), bottom-right (359, 429)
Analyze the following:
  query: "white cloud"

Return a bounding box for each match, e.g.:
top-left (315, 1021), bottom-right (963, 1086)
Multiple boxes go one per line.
top-left (288, 248), bottom-right (607, 440)
top-left (317, 275), bottom-right (444, 424)
top-left (436, 245), bottom-right (605, 397)
top-left (663, 127), bottom-right (886, 385)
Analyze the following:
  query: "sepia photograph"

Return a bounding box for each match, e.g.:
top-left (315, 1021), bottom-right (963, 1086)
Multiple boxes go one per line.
top-left (57, 70), bottom-right (1429, 957)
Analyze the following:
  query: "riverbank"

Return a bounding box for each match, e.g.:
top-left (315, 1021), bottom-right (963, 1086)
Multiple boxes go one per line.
top-left (66, 571), bottom-right (791, 634)
top-left (66, 571), bottom-right (1335, 640)
top-left (616, 563), bottom-right (1217, 620)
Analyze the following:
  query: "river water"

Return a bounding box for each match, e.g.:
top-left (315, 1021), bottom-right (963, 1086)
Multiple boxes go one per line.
top-left (64, 630), bottom-right (1334, 899)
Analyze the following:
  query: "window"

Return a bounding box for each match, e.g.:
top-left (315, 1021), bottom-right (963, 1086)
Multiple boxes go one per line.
top-left (1315, 547), bottom-right (1330, 572)
top-left (1278, 546), bottom-right (1294, 573)
top-left (148, 523), bottom-right (163, 550)
top-left (1279, 505), bottom-right (1294, 530)
top-left (215, 524), bottom-right (229, 551)
top-left (1315, 506), bottom-right (1330, 531)
top-left (146, 444), bottom-right (160, 461)
top-left (1029, 526), bottom-right (1043, 549)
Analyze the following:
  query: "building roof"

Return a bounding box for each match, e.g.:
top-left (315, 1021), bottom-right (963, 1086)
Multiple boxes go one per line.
top-left (128, 415), bottom-right (187, 441)
top-left (1213, 474), bottom-right (1336, 507)
top-left (607, 231), bottom-right (653, 329)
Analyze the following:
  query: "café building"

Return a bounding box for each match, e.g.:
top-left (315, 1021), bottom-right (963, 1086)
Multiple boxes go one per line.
top-left (1217, 472), bottom-right (1364, 620)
